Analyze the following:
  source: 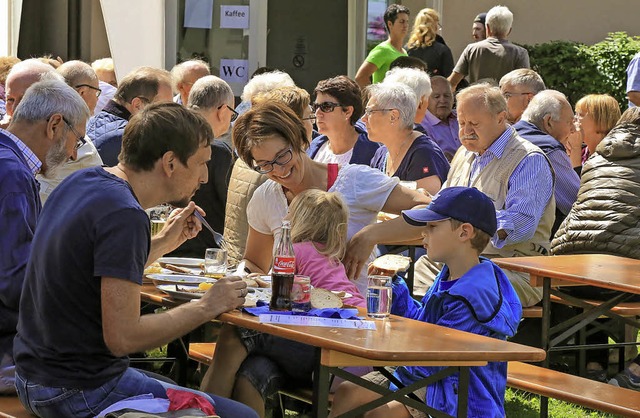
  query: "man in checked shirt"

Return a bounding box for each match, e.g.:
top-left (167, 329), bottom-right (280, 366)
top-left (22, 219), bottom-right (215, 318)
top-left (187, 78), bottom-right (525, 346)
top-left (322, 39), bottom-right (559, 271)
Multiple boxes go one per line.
top-left (345, 83), bottom-right (554, 307)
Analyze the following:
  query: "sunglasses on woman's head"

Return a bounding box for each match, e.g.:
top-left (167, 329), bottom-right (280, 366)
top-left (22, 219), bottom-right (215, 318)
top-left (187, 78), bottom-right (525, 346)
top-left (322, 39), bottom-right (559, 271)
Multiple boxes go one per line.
top-left (312, 101), bottom-right (342, 113)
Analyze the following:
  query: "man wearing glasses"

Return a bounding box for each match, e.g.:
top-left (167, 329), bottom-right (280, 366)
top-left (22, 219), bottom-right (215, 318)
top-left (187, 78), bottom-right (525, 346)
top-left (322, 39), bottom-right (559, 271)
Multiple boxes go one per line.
top-left (87, 66), bottom-right (173, 166)
top-left (169, 75), bottom-right (236, 258)
top-left (0, 79), bottom-right (90, 395)
top-left (37, 60), bottom-right (105, 203)
top-left (499, 69), bottom-right (546, 124)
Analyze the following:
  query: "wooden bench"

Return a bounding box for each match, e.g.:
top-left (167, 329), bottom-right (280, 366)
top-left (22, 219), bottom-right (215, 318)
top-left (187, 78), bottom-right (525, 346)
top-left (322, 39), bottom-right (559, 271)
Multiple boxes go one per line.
top-left (188, 342), bottom-right (217, 365)
top-left (507, 361), bottom-right (640, 417)
top-left (0, 396), bottom-right (32, 418)
top-left (521, 296), bottom-right (640, 319)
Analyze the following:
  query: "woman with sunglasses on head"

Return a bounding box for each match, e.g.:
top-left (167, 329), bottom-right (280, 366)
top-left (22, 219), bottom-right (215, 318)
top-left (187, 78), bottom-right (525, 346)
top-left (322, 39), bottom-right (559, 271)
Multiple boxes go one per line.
top-left (367, 82), bottom-right (449, 196)
top-left (307, 76), bottom-right (380, 167)
top-left (233, 101), bottom-right (429, 296)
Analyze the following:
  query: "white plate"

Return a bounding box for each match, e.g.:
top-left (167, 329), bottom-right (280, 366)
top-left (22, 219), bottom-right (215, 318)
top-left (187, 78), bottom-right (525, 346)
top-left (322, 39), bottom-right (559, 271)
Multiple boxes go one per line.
top-left (148, 274), bottom-right (213, 286)
top-left (156, 284), bottom-right (204, 300)
top-left (156, 284), bottom-right (271, 306)
top-left (157, 257), bottom-right (204, 267)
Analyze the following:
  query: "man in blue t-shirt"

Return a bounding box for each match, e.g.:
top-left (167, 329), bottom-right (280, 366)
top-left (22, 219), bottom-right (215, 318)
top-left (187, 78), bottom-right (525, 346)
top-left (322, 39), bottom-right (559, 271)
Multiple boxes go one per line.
top-left (0, 78), bottom-right (90, 394)
top-left (14, 103), bottom-right (258, 418)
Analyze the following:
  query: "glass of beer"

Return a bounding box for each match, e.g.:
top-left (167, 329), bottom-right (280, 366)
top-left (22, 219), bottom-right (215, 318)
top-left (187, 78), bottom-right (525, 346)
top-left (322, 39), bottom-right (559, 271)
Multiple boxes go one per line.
top-left (367, 275), bottom-right (392, 319)
top-left (204, 248), bottom-right (227, 279)
top-left (150, 220), bottom-right (166, 236)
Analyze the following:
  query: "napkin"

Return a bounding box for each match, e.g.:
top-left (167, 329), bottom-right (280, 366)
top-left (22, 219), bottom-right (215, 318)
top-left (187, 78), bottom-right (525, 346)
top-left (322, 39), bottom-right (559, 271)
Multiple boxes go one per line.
top-left (243, 301), bottom-right (360, 319)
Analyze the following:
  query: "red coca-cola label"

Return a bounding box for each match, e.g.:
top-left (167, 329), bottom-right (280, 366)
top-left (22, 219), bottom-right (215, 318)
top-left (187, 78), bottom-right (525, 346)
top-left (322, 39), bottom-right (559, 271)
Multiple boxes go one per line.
top-left (273, 256), bottom-right (295, 274)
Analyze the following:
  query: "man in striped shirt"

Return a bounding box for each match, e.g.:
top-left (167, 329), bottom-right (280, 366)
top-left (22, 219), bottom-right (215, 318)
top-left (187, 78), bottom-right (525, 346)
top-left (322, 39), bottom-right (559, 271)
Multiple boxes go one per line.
top-left (515, 90), bottom-right (580, 236)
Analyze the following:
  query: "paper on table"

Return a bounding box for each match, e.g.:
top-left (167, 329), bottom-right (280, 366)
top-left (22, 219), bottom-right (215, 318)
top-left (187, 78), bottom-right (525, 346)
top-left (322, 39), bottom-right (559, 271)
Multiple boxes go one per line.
top-left (259, 314), bottom-right (377, 330)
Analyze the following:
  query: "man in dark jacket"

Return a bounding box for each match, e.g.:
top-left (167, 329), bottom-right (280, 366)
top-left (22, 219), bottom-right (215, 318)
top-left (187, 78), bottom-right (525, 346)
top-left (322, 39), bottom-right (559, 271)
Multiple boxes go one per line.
top-left (170, 75), bottom-right (236, 257)
top-left (0, 79), bottom-right (89, 394)
top-left (87, 66), bottom-right (173, 166)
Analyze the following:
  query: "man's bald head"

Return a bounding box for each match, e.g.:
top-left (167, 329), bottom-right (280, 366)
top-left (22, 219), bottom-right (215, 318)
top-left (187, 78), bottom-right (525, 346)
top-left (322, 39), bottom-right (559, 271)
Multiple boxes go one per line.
top-left (5, 59), bottom-right (62, 117)
top-left (58, 60), bottom-right (101, 113)
top-left (171, 60), bottom-right (210, 105)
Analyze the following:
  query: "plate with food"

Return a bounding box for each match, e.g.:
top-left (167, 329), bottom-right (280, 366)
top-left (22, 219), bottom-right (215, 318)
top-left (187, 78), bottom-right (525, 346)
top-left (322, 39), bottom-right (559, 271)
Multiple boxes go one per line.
top-left (156, 283), bottom-right (270, 307)
top-left (144, 263), bottom-right (172, 275)
top-left (157, 257), bottom-right (205, 268)
top-left (148, 274), bottom-right (213, 287)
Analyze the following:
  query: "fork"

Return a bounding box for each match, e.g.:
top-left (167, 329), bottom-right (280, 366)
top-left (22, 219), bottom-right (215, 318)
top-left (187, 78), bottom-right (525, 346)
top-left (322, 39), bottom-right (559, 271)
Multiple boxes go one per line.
top-left (193, 210), bottom-right (228, 251)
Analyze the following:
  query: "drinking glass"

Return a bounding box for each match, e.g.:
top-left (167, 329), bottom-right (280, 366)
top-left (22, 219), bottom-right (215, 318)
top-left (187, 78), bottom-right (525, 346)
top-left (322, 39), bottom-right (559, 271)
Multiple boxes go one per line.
top-left (367, 275), bottom-right (392, 319)
top-left (291, 275), bottom-right (312, 312)
top-left (204, 248), bottom-right (227, 278)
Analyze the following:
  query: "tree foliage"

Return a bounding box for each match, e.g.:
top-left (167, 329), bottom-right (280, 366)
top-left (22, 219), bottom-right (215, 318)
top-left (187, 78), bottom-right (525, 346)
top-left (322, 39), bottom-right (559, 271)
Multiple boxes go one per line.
top-left (523, 32), bottom-right (640, 109)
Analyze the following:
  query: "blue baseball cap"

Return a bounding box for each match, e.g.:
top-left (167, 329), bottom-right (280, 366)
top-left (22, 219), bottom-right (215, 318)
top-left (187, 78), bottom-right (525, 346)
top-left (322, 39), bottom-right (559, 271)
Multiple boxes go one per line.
top-left (402, 187), bottom-right (497, 236)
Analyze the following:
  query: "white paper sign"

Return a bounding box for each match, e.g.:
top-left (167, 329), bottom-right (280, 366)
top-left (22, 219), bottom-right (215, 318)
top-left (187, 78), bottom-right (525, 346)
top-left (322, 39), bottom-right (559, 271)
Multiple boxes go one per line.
top-left (220, 5), bottom-right (250, 29)
top-left (259, 314), bottom-right (377, 330)
top-left (184, 0), bottom-right (214, 29)
top-left (220, 59), bottom-right (249, 83)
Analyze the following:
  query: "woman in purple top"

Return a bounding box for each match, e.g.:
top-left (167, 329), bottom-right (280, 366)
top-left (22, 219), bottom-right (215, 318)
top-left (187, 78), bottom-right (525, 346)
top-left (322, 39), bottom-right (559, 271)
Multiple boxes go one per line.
top-left (366, 82), bottom-right (449, 195)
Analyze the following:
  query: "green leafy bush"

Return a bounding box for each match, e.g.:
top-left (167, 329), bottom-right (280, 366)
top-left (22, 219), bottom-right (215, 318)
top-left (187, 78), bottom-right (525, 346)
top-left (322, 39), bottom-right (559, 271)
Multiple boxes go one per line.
top-left (523, 32), bottom-right (640, 109)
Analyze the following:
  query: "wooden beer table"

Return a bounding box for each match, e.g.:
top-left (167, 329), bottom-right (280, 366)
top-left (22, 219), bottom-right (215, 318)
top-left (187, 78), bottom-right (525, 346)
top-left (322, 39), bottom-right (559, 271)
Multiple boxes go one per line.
top-left (493, 254), bottom-right (640, 416)
top-left (141, 285), bottom-right (545, 418)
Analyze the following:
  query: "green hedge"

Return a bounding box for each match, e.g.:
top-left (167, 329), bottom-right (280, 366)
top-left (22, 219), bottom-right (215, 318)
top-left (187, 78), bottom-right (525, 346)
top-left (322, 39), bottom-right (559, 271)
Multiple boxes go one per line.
top-left (522, 32), bottom-right (640, 109)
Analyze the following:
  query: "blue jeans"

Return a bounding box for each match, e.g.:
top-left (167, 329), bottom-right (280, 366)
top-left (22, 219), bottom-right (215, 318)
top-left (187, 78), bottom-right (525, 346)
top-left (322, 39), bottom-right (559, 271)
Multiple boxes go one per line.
top-left (15, 367), bottom-right (258, 418)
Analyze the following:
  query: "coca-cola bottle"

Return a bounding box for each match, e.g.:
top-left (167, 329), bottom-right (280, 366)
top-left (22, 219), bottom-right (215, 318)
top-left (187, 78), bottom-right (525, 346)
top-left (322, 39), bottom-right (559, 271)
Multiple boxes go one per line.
top-left (271, 220), bottom-right (295, 311)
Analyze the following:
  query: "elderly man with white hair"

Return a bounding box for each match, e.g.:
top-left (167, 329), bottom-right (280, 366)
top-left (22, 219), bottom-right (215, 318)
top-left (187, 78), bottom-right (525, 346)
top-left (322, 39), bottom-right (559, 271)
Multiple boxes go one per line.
top-left (169, 75), bottom-right (235, 258)
top-left (234, 70), bottom-right (295, 116)
top-left (500, 69), bottom-right (546, 124)
top-left (420, 75), bottom-right (461, 160)
top-left (514, 90), bottom-right (579, 232)
top-left (1, 59), bottom-right (61, 128)
top-left (448, 5), bottom-right (530, 90)
top-left (0, 79), bottom-right (90, 394)
top-left (37, 60), bottom-right (105, 203)
top-left (171, 59), bottom-right (211, 105)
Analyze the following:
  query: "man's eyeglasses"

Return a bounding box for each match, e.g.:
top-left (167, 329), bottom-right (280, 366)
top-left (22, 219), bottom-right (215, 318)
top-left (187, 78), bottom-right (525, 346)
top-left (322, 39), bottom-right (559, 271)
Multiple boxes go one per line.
top-left (363, 107), bottom-right (395, 117)
top-left (219, 104), bottom-right (239, 122)
top-left (502, 92), bottom-right (532, 100)
top-left (252, 147), bottom-right (293, 174)
top-left (75, 84), bottom-right (102, 98)
top-left (312, 101), bottom-right (342, 113)
top-left (62, 117), bottom-right (86, 150)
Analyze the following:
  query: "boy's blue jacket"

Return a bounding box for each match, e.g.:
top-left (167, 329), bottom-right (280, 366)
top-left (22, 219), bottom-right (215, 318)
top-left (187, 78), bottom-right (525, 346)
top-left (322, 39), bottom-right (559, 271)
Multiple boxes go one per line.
top-left (391, 257), bottom-right (522, 418)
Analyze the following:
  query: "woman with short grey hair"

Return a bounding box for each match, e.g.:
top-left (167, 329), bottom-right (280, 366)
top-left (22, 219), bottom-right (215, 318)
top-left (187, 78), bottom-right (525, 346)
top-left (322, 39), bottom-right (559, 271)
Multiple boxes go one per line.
top-left (366, 81), bottom-right (449, 195)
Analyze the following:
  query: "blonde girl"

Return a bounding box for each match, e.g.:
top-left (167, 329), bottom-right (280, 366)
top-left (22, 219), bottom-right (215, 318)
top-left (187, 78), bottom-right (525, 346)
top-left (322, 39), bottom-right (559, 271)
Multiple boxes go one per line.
top-left (288, 189), bottom-right (365, 307)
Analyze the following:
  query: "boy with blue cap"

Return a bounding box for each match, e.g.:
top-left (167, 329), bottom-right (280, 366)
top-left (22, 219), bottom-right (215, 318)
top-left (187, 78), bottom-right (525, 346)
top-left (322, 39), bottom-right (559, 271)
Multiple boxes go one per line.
top-left (330, 186), bottom-right (522, 418)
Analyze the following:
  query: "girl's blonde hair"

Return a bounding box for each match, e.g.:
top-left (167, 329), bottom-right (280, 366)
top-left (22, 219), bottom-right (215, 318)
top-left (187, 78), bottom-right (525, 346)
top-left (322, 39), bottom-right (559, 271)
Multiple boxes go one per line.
top-left (407, 8), bottom-right (440, 49)
top-left (288, 190), bottom-right (349, 263)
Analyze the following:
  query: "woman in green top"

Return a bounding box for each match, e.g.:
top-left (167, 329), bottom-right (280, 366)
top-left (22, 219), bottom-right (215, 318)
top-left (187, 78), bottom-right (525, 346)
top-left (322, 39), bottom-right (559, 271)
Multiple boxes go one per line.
top-left (355, 4), bottom-right (410, 88)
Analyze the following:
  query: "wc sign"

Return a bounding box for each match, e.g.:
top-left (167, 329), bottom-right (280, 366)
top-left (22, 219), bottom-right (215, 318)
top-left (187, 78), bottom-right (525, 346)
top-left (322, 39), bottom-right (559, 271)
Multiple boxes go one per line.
top-left (220, 59), bottom-right (249, 83)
